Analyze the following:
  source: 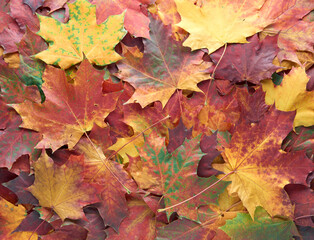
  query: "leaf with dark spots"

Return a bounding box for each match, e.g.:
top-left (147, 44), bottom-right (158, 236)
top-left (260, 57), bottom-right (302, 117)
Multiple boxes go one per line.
top-left (213, 107), bottom-right (313, 219)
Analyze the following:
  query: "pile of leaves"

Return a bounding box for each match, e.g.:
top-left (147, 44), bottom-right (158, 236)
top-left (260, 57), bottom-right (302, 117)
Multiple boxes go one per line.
top-left (0, 0), bottom-right (313, 239)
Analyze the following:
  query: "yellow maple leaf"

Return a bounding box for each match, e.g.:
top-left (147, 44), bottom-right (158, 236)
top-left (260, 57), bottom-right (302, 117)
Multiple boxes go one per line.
top-left (174, 0), bottom-right (265, 53)
top-left (28, 151), bottom-right (96, 221)
top-left (35, 0), bottom-right (126, 69)
top-left (262, 67), bottom-right (314, 127)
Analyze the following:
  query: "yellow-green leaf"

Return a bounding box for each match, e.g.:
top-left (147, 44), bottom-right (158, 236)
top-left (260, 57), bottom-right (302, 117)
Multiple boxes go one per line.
top-left (35, 0), bottom-right (126, 69)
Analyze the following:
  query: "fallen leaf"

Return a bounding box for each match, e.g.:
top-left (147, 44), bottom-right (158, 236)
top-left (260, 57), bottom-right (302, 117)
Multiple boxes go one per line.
top-left (12, 59), bottom-right (120, 151)
top-left (35, 0), bottom-right (126, 69)
top-left (116, 16), bottom-right (211, 108)
top-left (137, 131), bottom-right (229, 221)
top-left (220, 207), bottom-right (299, 240)
top-left (210, 35), bottom-right (280, 84)
top-left (28, 150), bottom-right (97, 220)
top-left (213, 107), bottom-right (313, 219)
top-left (174, 0), bottom-right (265, 53)
top-left (262, 67), bottom-right (314, 127)
top-left (105, 198), bottom-right (158, 240)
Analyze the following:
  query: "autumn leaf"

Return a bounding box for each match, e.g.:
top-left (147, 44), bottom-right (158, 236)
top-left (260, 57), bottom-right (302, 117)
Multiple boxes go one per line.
top-left (213, 107), bottom-right (313, 219)
top-left (28, 150), bottom-right (97, 221)
top-left (262, 67), bottom-right (314, 127)
top-left (135, 131), bottom-right (229, 221)
top-left (116, 16), bottom-right (212, 108)
top-left (210, 35), bottom-right (280, 84)
top-left (105, 198), bottom-right (158, 240)
top-left (174, 0), bottom-right (265, 53)
top-left (12, 59), bottom-right (121, 151)
top-left (35, 0), bottom-right (127, 69)
top-left (75, 137), bottom-right (137, 231)
top-left (220, 207), bottom-right (300, 240)
top-left (0, 198), bottom-right (38, 240)
top-left (93, 0), bottom-right (152, 38)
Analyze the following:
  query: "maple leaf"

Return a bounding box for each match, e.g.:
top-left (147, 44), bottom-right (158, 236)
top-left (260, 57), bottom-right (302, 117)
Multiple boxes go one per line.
top-left (35, 0), bottom-right (127, 69)
top-left (93, 0), bottom-right (152, 38)
top-left (213, 107), bottom-right (313, 219)
top-left (220, 207), bottom-right (299, 240)
top-left (210, 35), bottom-right (280, 84)
top-left (75, 138), bottom-right (137, 231)
top-left (116, 16), bottom-right (212, 108)
top-left (0, 198), bottom-right (38, 240)
top-left (262, 67), bottom-right (314, 127)
top-left (134, 131), bottom-right (229, 221)
top-left (12, 59), bottom-right (121, 151)
top-left (28, 150), bottom-right (97, 221)
top-left (174, 0), bottom-right (265, 53)
top-left (105, 198), bottom-right (158, 239)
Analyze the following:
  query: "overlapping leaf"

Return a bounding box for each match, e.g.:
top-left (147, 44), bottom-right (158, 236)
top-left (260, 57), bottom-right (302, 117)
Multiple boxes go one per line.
top-left (12, 59), bottom-right (121, 151)
top-left (134, 131), bottom-right (229, 221)
top-left (116, 16), bottom-right (212, 108)
top-left (28, 150), bottom-right (97, 220)
top-left (213, 107), bottom-right (313, 219)
top-left (35, 0), bottom-right (127, 69)
top-left (174, 0), bottom-right (266, 53)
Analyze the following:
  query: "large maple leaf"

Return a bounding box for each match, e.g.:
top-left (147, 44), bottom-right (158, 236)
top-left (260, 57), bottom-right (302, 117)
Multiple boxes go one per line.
top-left (213, 107), bottom-right (313, 219)
top-left (28, 150), bottom-right (97, 221)
top-left (93, 0), bottom-right (153, 38)
top-left (116, 16), bottom-right (212, 108)
top-left (174, 0), bottom-right (265, 53)
top-left (210, 35), bottom-right (280, 84)
top-left (134, 131), bottom-right (229, 221)
top-left (262, 67), bottom-right (314, 127)
top-left (12, 59), bottom-right (121, 151)
top-left (35, 0), bottom-right (127, 69)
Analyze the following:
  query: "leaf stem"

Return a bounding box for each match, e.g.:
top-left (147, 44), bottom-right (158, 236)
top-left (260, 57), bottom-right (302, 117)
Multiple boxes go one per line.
top-left (157, 171), bottom-right (234, 212)
top-left (28, 208), bottom-right (53, 240)
top-left (294, 215), bottom-right (314, 220)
